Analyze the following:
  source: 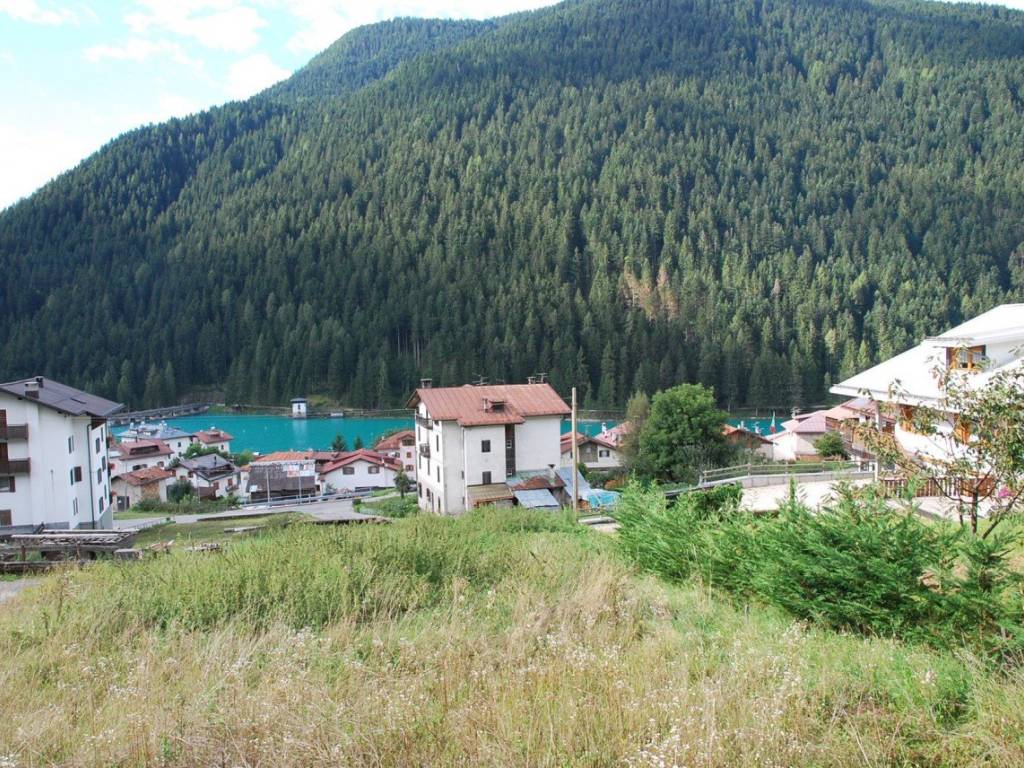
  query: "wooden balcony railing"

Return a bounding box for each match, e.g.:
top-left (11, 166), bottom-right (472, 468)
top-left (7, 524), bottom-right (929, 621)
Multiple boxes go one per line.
top-left (0, 424), bottom-right (28, 440)
top-left (0, 458), bottom-right (30, 474)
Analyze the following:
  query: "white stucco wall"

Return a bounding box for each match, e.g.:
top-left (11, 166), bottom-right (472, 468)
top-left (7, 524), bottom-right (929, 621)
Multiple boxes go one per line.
top-left (322, 460), bottom-right (396, 492)
top-left (0, 393), bottom-right (112, 529)
top-left (514, 416), bottom-right (561, 472)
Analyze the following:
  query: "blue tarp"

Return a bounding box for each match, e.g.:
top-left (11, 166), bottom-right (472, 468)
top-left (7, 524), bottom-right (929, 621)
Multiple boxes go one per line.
top-left (586, 489), bottom-right (620, 508)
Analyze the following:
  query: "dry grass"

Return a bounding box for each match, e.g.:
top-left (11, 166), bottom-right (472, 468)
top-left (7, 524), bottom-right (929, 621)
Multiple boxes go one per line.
top-left (0, 510), bottom-right (1023, 766)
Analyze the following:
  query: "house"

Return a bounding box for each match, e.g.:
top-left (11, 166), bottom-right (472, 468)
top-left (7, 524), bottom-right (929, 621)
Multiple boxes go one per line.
top-left (119, 422), bottom-right (195, 458)
top-left (112, 467), bottom-right (175, 510)
top-left (766, 410), bottom-right (829, 461)
top-left (722, 425), bottom-right (774, 459)
top-left (0, 376), bottom-right (122, 531)
top-left (109, 439), bottom-right (172, 476)
top-left (374, 429), bottom-right (417, 480)
top-left (246, 453), bottom-right (318, 500)
top-left (559, 431), bottom-right (623, 470)
top-left (320, 449), bottom-right (401, 493)
top-left (408, 383), bottom-right (571, 514)
top-left (194, 428), bottom-right (233, 454)
top-left (176, 454), bottom-right (241, 499)
top-left (830, 303), bottom-right (1024, 465)
top-left (291, 397), bottom-right (308, 418)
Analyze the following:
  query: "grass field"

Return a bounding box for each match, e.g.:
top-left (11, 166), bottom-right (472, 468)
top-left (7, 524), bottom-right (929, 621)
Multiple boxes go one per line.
top-left (1, 509), bottom-right (1023, 766)
top-left (129, 513), bottom-right (305, 548)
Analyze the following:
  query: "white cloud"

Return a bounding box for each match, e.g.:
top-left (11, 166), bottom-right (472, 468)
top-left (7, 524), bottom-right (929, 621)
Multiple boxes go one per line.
top-left (225, 52), bottom-right (290, 99)
top-left (124, 1), bottom-right (267, 53)
top-left (84, 38), bottom-right (204, 69)
top-left (0, 0), bottom-right (78, 25)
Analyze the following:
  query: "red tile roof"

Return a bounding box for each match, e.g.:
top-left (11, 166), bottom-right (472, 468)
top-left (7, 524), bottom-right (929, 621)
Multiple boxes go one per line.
top-left (117, 467), bottom-right (174, 486)
top-left (320, 449), bottom-right (401, 474)
top-left (559, 430), bottom-right (617, 453)
top-left (253, 451), bottom-right (318, 463)
top-left (195, 429), bottom-right (234, 444)
top-left (722, 425), bottom-right (771, 443)
top-left (408, 384), bottom-right (570, 426)
top-left (374, 429), bottom-right (416, 451)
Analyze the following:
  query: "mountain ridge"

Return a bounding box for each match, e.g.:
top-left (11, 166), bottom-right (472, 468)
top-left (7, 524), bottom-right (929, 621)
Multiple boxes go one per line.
top-left (2, 0), bottom-right (1024, 410)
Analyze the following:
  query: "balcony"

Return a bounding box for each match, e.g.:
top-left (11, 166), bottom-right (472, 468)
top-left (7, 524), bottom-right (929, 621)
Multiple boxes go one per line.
top-left (0, 424), bottom-right (28, 440)
top-left (418, 443), bottom-right (431, 458)
top-left (415, 414), bottom-right (433, 429)
top-left (0, 458), bottom-right (30, 474)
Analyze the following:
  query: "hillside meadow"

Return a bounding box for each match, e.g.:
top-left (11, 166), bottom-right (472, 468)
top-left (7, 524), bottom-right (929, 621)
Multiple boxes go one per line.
top-left (1, 509), bottom-right (1023, 766)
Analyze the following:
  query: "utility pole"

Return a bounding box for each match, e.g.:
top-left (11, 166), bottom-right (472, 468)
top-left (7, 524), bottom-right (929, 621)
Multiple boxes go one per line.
top-left (571, 386), bottom-right (579, 519)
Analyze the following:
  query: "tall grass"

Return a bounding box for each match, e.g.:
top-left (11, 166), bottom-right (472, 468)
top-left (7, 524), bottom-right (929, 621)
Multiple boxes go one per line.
top-left (1, 509), bottom-right (1023, 766)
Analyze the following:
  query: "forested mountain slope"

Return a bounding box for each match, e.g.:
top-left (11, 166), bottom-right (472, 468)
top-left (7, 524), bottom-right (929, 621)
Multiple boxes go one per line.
top-left (2, 0), bottom-right (1024, 410)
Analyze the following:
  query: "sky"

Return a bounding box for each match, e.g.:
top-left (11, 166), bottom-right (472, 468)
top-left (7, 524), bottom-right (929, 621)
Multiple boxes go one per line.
top-left (1, 0), bottom-right (1023, 211)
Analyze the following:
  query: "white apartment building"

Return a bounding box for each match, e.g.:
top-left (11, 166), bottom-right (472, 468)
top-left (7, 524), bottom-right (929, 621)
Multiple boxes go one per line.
top-left (0, 376), bottom-right (122, 530)
top-left (831, 304), bottom-right (1024, 464)
top-left (374, 429), bottom-right (417, 480)
top-left (408, 383), bottom-right (570, 514)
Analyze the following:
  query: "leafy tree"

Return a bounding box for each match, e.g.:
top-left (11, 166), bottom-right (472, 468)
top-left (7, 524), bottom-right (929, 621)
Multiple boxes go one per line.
top-left (167, 478), bottom-right (195, 503)
top-left (635, 383), bottom-right (732, 483)
top-left (183, 442), bottom-right (229, 460)
top-left (394, 468), bottom-right (412, 498)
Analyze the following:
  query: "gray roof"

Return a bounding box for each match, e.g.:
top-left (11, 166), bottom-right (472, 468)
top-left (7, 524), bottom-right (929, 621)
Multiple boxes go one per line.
top-left (513, 489), bottom-right (560, 509)
top-left (120, 422), bottom-right (194, 440)
top-left (178, 453), bottom-right (238, 480)
top-left (0, 376), bottom-right (122, 418)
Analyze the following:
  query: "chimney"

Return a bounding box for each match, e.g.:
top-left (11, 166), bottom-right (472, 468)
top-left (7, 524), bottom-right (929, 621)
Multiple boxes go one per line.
top-left (547, 463), bottom-right (557, 483)
top-left (420, 378), bottom-right (433, 389)
top-left (24, 377), bottom-right (43, 399)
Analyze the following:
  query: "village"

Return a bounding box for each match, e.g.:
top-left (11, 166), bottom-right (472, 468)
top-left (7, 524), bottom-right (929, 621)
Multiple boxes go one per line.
top-left (1, 303), bottom-right (1021, 537)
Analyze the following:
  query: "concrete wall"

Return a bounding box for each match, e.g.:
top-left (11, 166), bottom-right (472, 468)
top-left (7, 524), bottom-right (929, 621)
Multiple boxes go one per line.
top-left (463, 424), bottom-right (507, 486)
top-left (514, 416), bottom-right (561, 472)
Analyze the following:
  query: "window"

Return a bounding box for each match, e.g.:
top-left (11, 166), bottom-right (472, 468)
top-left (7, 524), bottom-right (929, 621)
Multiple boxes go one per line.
top-left (482, 471), bottom-right (492, 485)
top-left (405, 464), bottom-right (414, 471)
top-left (96, 468), bottom-right (103, 484)
top-left (368, 466), bottom-right (380, 474)
top-left (599, 449), bottom-right (610, 458)
top-left (68, 435), bottom-right (74, 453)
top-left (0, 510), bottom-right (11, 526)
top-left (436, 435), bottom-right (440, 451)
top-left (95, 436), bottom-right (101, 453)
top-left (98, 497), bottom-right (104, 512)
top-left (72, 498), bottom-right (78, 517)
top-left (418, 484), bottom-right (423, 498)
top-left (436, 466), bottom-right (440, 481)
top-left (947, 345), bottom-right (987, 372)
top-left (0, 477), bottom-right (14, 493)
top-left (481, 440), bottom-right (491, 453)
top-left (342, 467), bottom-right (355, 475)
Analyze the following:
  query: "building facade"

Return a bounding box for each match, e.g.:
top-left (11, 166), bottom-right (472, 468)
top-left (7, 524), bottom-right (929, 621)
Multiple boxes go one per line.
top-left (0, 377), bottom-right (122, 530)
top-left (408, 383), bottom-right (570, 515)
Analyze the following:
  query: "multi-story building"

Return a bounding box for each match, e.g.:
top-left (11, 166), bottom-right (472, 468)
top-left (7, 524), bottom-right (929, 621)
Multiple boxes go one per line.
top-left (408, 383), bottom-right (570, 514)
top-left (831, 303), bottom-right (1024, 464)
top-left (194, 428), bottom-right (234, 454)
top-left (0, 376), bottom-right (122, 530)
top-left (118, 422), bottom-right (196, 458)
top-left (374, 429), bottom-right (417, 479)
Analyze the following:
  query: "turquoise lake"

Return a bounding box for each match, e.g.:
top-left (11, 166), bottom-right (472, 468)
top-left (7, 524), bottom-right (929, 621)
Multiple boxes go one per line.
top-left (114, 413), bottom-right (617, 454)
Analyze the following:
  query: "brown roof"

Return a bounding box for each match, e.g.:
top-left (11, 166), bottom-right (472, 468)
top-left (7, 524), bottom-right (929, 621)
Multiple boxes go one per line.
top-left (117, 467), bottom-right (174, 487)
top-left (408, 384), bottom-right (570, 426)
top-left (374, 429), bottom-right (416, 451)
top-left (115, 439), bottom-right (172, 457)
top-left (321, 449), bottom-right (401, 474)
top-left (254, 451), bottom-right (317, 463)
top-left (195, 429), bottom-right (234, 444)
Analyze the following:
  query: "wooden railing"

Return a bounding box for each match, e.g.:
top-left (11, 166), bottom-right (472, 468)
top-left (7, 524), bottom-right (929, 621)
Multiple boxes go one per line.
top-left (877, 475), bottom-right (996, 499)
top-left (0, 424), bottom-right (28, 440)
top-left (0, 458), bottom-right (30, 474)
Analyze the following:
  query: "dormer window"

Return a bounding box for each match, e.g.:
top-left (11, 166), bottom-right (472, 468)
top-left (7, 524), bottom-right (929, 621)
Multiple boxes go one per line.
top-left (484, 398), bottom-right (506, 412)
top-left (946, 345), bottom-right (986, 372)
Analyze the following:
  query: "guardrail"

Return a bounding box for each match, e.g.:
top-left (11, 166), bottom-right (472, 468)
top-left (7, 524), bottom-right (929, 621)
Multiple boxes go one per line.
top-left (698, 460), bottom-right (865, 485)
top-left (233, 489), bottom-right (378, 511)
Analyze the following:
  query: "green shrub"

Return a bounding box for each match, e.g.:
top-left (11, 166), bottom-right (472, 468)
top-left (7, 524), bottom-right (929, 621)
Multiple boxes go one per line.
top-left (614, 482), bottom-right (1024, 658)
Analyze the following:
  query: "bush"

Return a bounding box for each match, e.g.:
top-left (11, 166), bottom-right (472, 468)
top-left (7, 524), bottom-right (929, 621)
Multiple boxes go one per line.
top-left (614, 482), bottom-right (1024, 657)
top-left (814, 431), bottom-right (848, 459)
